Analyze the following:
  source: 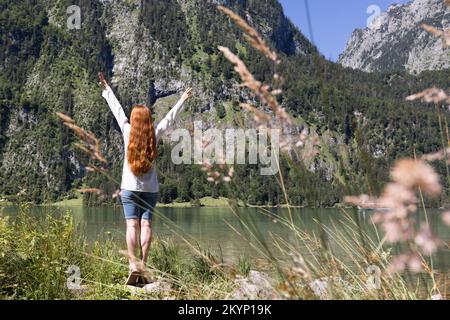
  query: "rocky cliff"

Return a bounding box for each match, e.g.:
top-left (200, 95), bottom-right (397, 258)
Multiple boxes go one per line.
top-left (339, 0), bottom-right (450, 74)
top-left (0, 0), bottom-right (316, 201)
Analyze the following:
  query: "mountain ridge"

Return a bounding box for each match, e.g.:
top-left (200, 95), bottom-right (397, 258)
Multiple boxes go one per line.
top-left (339, 0), bottom-right (450, 74)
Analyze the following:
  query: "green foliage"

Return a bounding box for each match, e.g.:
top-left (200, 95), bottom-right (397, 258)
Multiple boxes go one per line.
top-left (149, 238), bottom-right (183, 277)
top-left (190, 247), bottom-right (226, 283)
top-left (0, 0), bottom-right (449, 208)
top-left (0, 0), bottom-right (112, 203)
top-left (141, 0), bottom-right (192, 58)
top-left (0, 206), bottom-right (87, 299)
top-left (216, 103), bottom-right (227, 119)
top-left (236, 256), bottom-right (251, 277)
top-left (0, 207), bottom-right (242, 300)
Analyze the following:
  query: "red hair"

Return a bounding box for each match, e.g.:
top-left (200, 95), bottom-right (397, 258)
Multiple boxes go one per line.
top-left (127, 105), bottom-right (157, 176)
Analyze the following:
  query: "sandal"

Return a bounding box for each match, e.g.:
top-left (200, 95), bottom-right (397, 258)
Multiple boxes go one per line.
top-left (125, 268), bottom-right (141, 286)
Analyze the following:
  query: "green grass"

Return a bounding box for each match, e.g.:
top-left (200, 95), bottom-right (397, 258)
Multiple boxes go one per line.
top-left (231, 206), bottom-right (422, 300)
top-left (49, 197), bottom-right (84, 207)
top-left (198, 197), bottom-right (234, 207)
top-left (0, 202), bottom-right (432, 300)
top-left (0, 205), bottom-right (241, 300)
top-left (158, 197), bottom-right (244, 208)
top-left (0, 199), bottom-right (13, 207)
top-left (46, 196), bottom-right (298, 209)
top-left (46, 196), bottom-right (231, 208)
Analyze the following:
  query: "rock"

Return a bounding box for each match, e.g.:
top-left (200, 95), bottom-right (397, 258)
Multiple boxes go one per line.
top-left (431, 293), bottom-right (443, 300)
top-left (68, 284), bottom-right (89, 298)
top-left (307, 277), bottom-right (355, 300)
top-left (144, 279), bottom-right (172, 295)
top-left (231, 271), bottom-right (281, 300)
top-left (308, 278), bottom-right (329, 300)
top-left (339, 0), bottom-right (450, 74)
top-left (126, 278), bottom-right (172, 297)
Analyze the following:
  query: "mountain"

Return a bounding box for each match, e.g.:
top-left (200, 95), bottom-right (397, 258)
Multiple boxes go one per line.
top-left (0, 0), bottom-right (315, 201)
top-left (0, 0), bottom-right (448, 206)
top-left (339, 0), bottom-right (450, 74)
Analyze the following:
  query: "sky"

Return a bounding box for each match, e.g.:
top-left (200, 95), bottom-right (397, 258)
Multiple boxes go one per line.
top-left (279, 0), bottom-right (410, 61)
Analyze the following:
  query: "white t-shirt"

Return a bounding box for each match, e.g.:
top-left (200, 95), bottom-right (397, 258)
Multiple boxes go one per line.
top-left (102, 86), bottom-right (185, 192)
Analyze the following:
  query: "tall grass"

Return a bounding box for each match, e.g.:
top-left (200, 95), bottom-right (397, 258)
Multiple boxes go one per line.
top-left (230, 206), bottom-right (423, 299)
top-left (216, 2), bottom-right (449, 300)
top-left (0, 204), bottom-right (88, 299)
top-left (0, 205), bottom-right (243, 300)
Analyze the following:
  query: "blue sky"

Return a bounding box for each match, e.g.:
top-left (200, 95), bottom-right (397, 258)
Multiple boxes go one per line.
top-left (279, 0), bottom-right (410, 61)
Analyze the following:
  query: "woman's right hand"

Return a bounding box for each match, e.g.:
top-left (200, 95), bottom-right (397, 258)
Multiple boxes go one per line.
top-left (98, 72), bottom-right (109, 90)
top-left (181, 87), bottom-right (193, 102)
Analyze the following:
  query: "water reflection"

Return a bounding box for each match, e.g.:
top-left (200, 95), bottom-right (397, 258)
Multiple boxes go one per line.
top-left (1, 205), bottom-right (448, 269)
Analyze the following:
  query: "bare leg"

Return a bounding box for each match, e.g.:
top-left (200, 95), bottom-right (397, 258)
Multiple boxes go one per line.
top-left (126, 219), bottom-right (140, 270)
top-left (140, 219), bottom-right (153, 265)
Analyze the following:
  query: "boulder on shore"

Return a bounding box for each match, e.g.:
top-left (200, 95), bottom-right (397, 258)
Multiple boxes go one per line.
top-left (230, 271), bottom-right (281, 300)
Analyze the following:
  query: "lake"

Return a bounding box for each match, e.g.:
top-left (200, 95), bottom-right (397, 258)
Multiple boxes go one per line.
top-left (1, 205), bottom-right (449, 270)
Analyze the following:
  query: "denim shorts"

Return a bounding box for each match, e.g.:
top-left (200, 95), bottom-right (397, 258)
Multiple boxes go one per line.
top-left (120, 190), bottom-right (159, 220)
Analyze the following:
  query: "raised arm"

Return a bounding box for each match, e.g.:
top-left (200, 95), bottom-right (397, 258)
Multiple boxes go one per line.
top-left (99, 73), bottom-right (128, 133)
top-left (156, 88), bottom-right (192, 140)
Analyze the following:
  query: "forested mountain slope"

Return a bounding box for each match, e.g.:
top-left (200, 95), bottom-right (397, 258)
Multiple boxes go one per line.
top-left (0, 0), bottom-right (448, 206)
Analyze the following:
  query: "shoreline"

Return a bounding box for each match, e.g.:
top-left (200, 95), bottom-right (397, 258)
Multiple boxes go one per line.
top-left (2, 196), bottom-right (311, 209)
top-left (4, 197), bottom-right (446, 210)
top-left (48, 196), bottom-right (307, 209)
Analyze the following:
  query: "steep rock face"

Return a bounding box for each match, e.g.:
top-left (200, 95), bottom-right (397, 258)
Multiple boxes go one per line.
top-left (211, 0), bottom-right (315, 56)
top-left (100, 0), bottom-right (316, 101)
top-left (339, 0), bottom-right (450, 74)
top-left (0, 0), bottom-right (316, 201)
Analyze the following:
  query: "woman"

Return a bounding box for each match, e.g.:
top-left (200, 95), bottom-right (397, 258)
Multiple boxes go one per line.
top-left (99, 73), bottom-right (192, 285)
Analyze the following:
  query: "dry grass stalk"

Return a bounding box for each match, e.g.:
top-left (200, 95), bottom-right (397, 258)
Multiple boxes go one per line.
top-left (423, 0), bottom-right (450, 49)
top-left (217, 6), bottom-right (319, 181)
top-left (421, 149), bottom-right (450, 162)
top-left (55, 112), bottom-right (75, 124)
top-left (391, 159), bottom-right (441, 196)
top-left (189, 123), bottom-right (236, 184)
top-left (200, 160), bottom-right (234, 185)
top-left (85, 165), bottom-right (108, 174)
top-left (443, 211), bottom-right (450, 225)
top-left (77, 188), bottom-right (103, 195)
top-left (422, 2), bottom-right (449, 48)
top-left (218, 5), bottom-right (279, 64)
top-left (240, 103), bottom-right (272, 123)
top-left (112, 189), bottom-right (121, 199)
top-left (402, 16), bottom-right (450, 277)
top-left (345, 157), bottom-right (443, 273)
top-left (406, 87), bottom-right (450, 105)
top-left (56, 112), bottom-right (107, 166)
top-left (218, 46), bottom-right (292, 125)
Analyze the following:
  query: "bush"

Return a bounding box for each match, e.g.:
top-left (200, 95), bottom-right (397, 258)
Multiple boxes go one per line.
top-left (149, 238), bottom-right (182, 278)
top-left (0, 207), bottom-right (241, 300)
top-left (0, 205), bottom-right (88, 299)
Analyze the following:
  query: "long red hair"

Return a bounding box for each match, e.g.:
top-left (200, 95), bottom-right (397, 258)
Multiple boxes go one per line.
top-left (127, 105), bottom-right (157, 176)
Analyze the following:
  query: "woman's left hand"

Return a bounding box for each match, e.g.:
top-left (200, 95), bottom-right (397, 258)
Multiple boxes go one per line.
top-left (181, 87), bottom-right (193, 102)
top-left (98, 72), bottom-right (109, 90)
